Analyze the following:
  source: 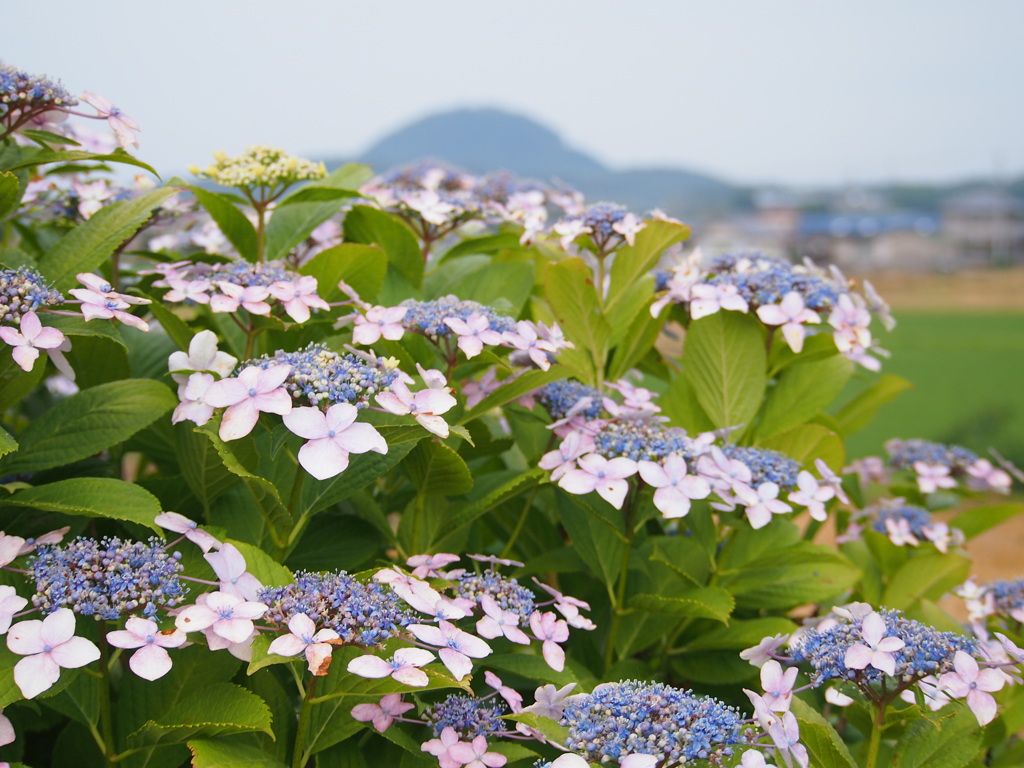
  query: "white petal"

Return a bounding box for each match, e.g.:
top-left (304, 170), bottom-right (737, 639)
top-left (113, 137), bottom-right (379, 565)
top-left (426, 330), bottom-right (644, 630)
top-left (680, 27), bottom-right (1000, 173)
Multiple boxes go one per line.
top-left (129, 644), bottom-right (173, 680)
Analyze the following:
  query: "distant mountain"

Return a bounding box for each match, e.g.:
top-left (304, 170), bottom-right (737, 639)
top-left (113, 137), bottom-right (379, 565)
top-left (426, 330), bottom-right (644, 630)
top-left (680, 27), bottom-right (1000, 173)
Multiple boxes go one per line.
top-left (330, 108), bottom-right (744, 220)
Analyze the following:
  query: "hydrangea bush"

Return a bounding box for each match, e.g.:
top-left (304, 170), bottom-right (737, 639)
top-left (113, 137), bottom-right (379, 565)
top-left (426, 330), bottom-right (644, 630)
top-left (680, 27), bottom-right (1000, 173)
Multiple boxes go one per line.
top-left (0, 59), bottom-right (1020, 768)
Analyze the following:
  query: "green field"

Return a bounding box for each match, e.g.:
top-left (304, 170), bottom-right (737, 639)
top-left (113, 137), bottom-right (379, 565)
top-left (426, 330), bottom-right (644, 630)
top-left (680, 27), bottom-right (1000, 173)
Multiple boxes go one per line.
top-left (839, 313), bottom-right (1024, 465)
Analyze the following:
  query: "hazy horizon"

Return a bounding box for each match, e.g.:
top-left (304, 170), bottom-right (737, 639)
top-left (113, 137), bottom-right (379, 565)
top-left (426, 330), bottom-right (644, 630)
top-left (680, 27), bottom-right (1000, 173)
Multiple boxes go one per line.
top-left (5, 1), bottom-right (1024, 187)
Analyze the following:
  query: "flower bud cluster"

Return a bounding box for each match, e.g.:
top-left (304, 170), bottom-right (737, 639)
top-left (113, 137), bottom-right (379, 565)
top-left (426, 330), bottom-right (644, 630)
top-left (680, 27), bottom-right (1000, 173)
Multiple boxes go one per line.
top-left (243, 342), bottom-right (399, 409)
top-left (0, 62), bottom-right (76, 117)
top-left (259, 570), bottom-right (415, 648)
top-left (0, 267), bottom-right (64, 323)
top-left (653, 250), bottom-right (893, 369)
top-left (883, 438), bottom-right (1015, 494)
top-left (552, 202), bottom-right (646, 253)
top-left (191, 145), bottom-right (326, 189)
top-left (718, 445), bottom-right (801, 492)
top-left (789, 607), bottom-right (975, 686)
top-left (423, 693), bottom-right (508, 739)
top-left (454, 569), bottom-right (536, 625)
top-left (561, 680), bottom-right (748, 764)
top-left (400, 297), bottom-right (518, 340)
top-left (30, 536), bottom-right (187, 620)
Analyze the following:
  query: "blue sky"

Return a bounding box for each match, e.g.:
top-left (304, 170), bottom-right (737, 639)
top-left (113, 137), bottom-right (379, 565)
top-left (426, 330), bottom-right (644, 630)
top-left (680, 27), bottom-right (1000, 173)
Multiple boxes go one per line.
top-left (5, 1), bottom-right (1023, 185)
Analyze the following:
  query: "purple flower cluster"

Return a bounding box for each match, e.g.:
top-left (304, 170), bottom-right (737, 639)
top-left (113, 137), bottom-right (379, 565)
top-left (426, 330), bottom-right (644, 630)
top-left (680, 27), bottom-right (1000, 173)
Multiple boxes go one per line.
top-left (0, 267), bottom-right (64, 324)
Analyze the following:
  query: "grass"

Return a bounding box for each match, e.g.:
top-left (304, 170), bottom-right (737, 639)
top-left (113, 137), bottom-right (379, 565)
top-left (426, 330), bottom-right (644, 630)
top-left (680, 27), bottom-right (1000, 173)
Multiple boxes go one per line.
top-left (839, 312), bottom-right (1024, 464)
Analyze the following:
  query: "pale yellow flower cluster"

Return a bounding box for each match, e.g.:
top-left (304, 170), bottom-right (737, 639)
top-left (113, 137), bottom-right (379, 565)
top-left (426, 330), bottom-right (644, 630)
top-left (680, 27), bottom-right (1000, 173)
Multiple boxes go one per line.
top-left (189, 145), bottom-right (326, 189)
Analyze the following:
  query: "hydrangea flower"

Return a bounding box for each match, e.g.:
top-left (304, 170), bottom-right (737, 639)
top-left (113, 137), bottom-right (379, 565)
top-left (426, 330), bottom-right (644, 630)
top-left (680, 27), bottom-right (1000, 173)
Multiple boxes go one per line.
top-left (7, 608), bottom-right (100, 699)
top-left (204, 364), bottom-right (293, 441)
top-left (267, 613), bottom-right (341, 676)
top-left (352, 693), bottom-right (414, 733)
top-left (105, 617), bottom-right (186, 681)
top-left (283, 403), bottom-right (388, 480)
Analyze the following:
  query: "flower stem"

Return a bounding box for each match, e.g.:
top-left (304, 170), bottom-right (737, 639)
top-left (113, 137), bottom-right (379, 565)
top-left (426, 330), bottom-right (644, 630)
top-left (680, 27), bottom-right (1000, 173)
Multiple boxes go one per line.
top-left (603, 481), bottom-right (639, 674)
top-left (864, 700), bottom-right (886, 768)
top-left (97, 621), bottom-right (117, 767)
top-left (501, 482), bottom-right (542, 558)
top-left (291, 676), bottom-right (318, 768)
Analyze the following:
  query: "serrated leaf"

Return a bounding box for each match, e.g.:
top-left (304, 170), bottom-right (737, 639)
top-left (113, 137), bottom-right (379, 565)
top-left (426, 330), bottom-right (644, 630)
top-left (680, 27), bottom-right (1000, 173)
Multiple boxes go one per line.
top-left (188, 739), bottom-right (288, 768)
top-left (790, 697), bottom-right (858, 768)
top-left (659, 372), bottom-right (714, 433)
top-left (405, 440), bottom-right (473, 497)
top-left (649, 536), bottom-right (711, 587)
top-left (265, 197), bottom-right (349, 262)
top-left (0, 171), bottom-right (19, 219)
top-left (606, 219), bottom-right (690, 317)
top-left (882, 552), bottom-right (971, 610)
top-left (126, 682), bottom-right (273, 748)
top-left (3, 477), bottom-right (162, 533)
top-left (299, 434), bottom-right (423, 518)
top-left (833, 373), bottom-right (913, 436)
top-left (951, 503), bottom-right (1024, 540)
top-left (343, 206), bottom-right (423, 288)
top-left (682, 617), bottom-right (798, 652)
top-left (544, 258), bottom-right (609, 385)
top-left (0, 379), bottom-right (176, 475)
top-left (757, 354), bottom-right (853, 438)
top-left (556, 492), bottom-right (626, 590)
top-left (460, 365), bottom-right (568, 424)
top-left (300, 243), bottom-right (387, 303)
top-left (722, 542), bottom-right (861, 611)
top-left (629, 588), bottom-right (734, 624)
top-left (42, 313), bottom-right (128, 349)
top-left (759, 423), bottom-right (845, 474)
top-left (177, 422), bottom-right (239, 510)
top-left (187, 186), bottom-right (258, 261)
top-left (4, 148), bottom-right (158, 176)
top-left (892, 705), bottom-right (982, 768)
top-left (226, 539), bottom-right (293, 588)
top-left (38, 187), bottom-right (178, 289)
top-left (607, 299), bottom-right (665, 381)
top-left (683, 310), bottom-right (766, 430)
top-left (439, 468), bottom-right (546, 540)
top-left (0, 425), bottom-right (16, 460)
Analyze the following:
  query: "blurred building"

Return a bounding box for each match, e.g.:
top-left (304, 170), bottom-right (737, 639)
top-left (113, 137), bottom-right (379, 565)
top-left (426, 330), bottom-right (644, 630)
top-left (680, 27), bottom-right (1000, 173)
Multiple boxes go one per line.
top-left (942, 188), bottom-right (1024, 266)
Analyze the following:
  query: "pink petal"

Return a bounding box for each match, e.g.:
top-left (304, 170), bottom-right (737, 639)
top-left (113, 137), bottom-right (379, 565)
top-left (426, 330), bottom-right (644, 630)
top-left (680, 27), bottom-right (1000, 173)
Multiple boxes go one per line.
top-left (40, 608), bottom-right (76, 647)
top-left (393, 647), bottom-right (435, 667)
top-left (415, 414), bottom-right (450, 438)
top-left (6, 620), bottom-right (45, 655)
top-left (106, 629), bottom-right (147, 650)
top-left (392, 666), bottom-right (429, 687)
top-left (268, 634), bottom-right (308, 657)
top-left (558, 469), bottom-right (597, 495)
top-left (637, 460), bottom-right (669, 487)
top-left (870, 650), bottom-right (896, 676)
top-left (219, 400), bottom-right (261, 441)
top-left (967, 689), bottom-right (998, 726)
top-left (542, 640), bottom-right (565, 672)
top-left (298, 438), bottom-right (350, 480)
top-left (14, 653), bottom-right (61, 698)
top-left (10, 345), bottom-right (39, 371)
top-left (596, 478), bottom-right (629, 509)
top-left (376, 391), bottom-right (410, 415)
top-left (213, 617), bottom-right (255, 644)
top-left (305, 642), bottom-right (334, 676)
top-left (129, 644), bottom-right (173, 681)
top-left (283, 407), bottom-right (329, 440)
top-left (844, 643), bottom-right (872, 670)
top-left (439, 647), bottom-right (472, 680)
top-left (49, 636), bottom-right (100, 669)
top-left (347, 655), bottom-right (395, 678)
top-left (332, 422), bottom-right (387, 455)
top-left (408, 623), bottom-right (446, 647)
top-left (203, 377), bottom-right (249, 408)
top-left (252, 388), bottom-right (293, 416)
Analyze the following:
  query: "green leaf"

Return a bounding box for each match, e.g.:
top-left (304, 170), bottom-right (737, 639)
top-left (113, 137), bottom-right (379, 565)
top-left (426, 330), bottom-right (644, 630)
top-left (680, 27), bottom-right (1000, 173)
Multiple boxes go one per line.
top-left (265, 197), bottom-right (348, 263)
top-left (0, 379), bottom-right (176, 475)
top-left (278, 187), bottom-right (357, 206)
top-left (176, 423), bottom-right (239, 510)
top-left (606, 300), bottom-right (665, 381)
top-left (951, 503), bottom-right (1024, 540)
top-left (0, 425), bottom-right (17, 460)
top-left (38, 187), bottom-right (178, 289)
top-left (245, 633), bottom-right (297, 675)
top-left (45, 669), bottom-right (101, 727)
top-left (194, 423), bottom-right (293, 543)
top-left (438, 468), bottom-right (546, 542)
top-left (759, 423), bottom-right (846, 474)
top-left (659, 372), bottom-right (714, 433)
top-left (186, 186), bottom-right (258, 262)
top-left (681, 617), bottom-right (798, 652)
top-left (723, 542), bottom-right (861, 611)
top-left (43, 313), bottom-right (128, 350)
top-left (3, 478), bottom-right (162, 533)
top-left (504, 713), bottom-right (570, 749)
top-left (300, 243), bottom-right (387, 303)
top-left (544, 257), bottom-right (610, 385)
top-left (0, 171), bottom-right (20, 220)
top-left (126, 683), bottom-right (273, 748)
top-left (757, 354), bottom-right (853, 438)
top-left (404, 440), bottom-right (473, 497)
top-left (882, 552), bottom-right (971, 610)
top-left (891, 705), bottom-right (983, 768)
top-left (683, 311), bottom-right (766, 430)
top-left (227, 539), bottom-right (293, 587)
top-left (556, 492), bottom-right (626, 589)
top-left (649, 536), bottom-right (711, 587)
top-left (188, 739), bottom-right (287, 768)
top-left (629, 587), bottom-right (734, 624)
top-left (833, 373), bottom-right (913, 436)
top-left (299, 433), bottom-right (423, 518)
top-left (606, 219), bottom-right (690, 317)
top-left (440, 233), bottom-right (525, 261)
top-left (343, 206), bottom-right (423, 288)
top-left (790, 697), bottom-right (858, 768)
top-left (19, 129), bottom-right (81, 147)
top-left (460, 366), bottom-right (568, 424)
top-left (3, 148), bottom-right (158, 176)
